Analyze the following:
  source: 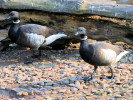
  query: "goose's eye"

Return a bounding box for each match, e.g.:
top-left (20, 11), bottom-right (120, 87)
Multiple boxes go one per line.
top-left (79, 29), bottom-right (82, 31)
top-left (78, 29), bottom-right (82, 31)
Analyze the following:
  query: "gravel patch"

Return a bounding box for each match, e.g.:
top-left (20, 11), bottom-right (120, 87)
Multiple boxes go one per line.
top-left (0, 46), bottom-right (132, 99)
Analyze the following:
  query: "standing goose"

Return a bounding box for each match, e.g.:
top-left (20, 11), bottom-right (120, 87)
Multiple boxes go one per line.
top-left (75, 27), bottom-right (131, 82)
top-left (6, 11), bottom-right (67, 58)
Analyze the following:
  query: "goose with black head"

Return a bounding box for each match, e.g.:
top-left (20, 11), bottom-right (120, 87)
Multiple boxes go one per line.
top-left (75, 27), bottom-right (131, 82)
top-left (6, 11), bottom-right (67, 58)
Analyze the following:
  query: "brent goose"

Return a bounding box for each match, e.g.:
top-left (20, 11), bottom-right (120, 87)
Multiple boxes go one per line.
top-left (75, 27), bottom-right (131, 82)
top-left (6, 11), bottom-right (67, 58)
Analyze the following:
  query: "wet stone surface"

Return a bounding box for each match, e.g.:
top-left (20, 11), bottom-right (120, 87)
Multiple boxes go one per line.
top-left (0, 44), bottom-right (132, 99)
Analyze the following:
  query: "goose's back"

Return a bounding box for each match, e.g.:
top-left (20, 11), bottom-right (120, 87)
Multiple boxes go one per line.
top-left (18, 24), bottom-right (56, 36)
top-left (16, 24), bottom-right (57, 49)
top-left (90, 42), bottom-right (121, 65)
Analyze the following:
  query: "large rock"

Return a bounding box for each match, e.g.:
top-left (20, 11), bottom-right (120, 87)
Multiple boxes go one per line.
top-left (0, 0), bottom-right (133, 19)
top-left (0, 11), bottom-right (133, 46)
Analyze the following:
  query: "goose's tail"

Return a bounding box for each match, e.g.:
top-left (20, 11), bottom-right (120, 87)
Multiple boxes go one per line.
top-left (115, 50), bottom-right (131, 63)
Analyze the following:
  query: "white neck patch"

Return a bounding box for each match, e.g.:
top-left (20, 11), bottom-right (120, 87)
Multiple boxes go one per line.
top-left (81, 36), bottom-right (88, 40)
top-left (13, 20), bottom-right (20, 24)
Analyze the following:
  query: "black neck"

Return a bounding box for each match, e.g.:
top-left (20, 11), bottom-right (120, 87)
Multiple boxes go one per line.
top-left (80, 35), bottom-right (88, 49)
top-left (13, 18), bottom-right (19, 22)
top-left (8, 22), bottom-right (20, 42)
top-left (80, 35), bottom-right (87, 41)
top-left (81, 39), bottom-right (87, 44)
top-left (81, 35), bottom-right (85, 39)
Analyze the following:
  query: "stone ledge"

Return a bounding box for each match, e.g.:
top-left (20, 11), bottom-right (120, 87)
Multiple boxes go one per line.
top-left (0, 0), bottom-right (133, 19)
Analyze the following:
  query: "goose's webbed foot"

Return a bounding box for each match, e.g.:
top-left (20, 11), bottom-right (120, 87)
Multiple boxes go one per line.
top-left (32, 50), bottom-right (41, 59)
top-left (83, 66), bottom-right (98, 83)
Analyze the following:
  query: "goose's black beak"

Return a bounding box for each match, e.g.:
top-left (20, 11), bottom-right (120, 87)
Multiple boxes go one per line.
top-left (6, 16), bottom-right (11, 20)
top-left (74, 31), bottom-right (79, 36)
